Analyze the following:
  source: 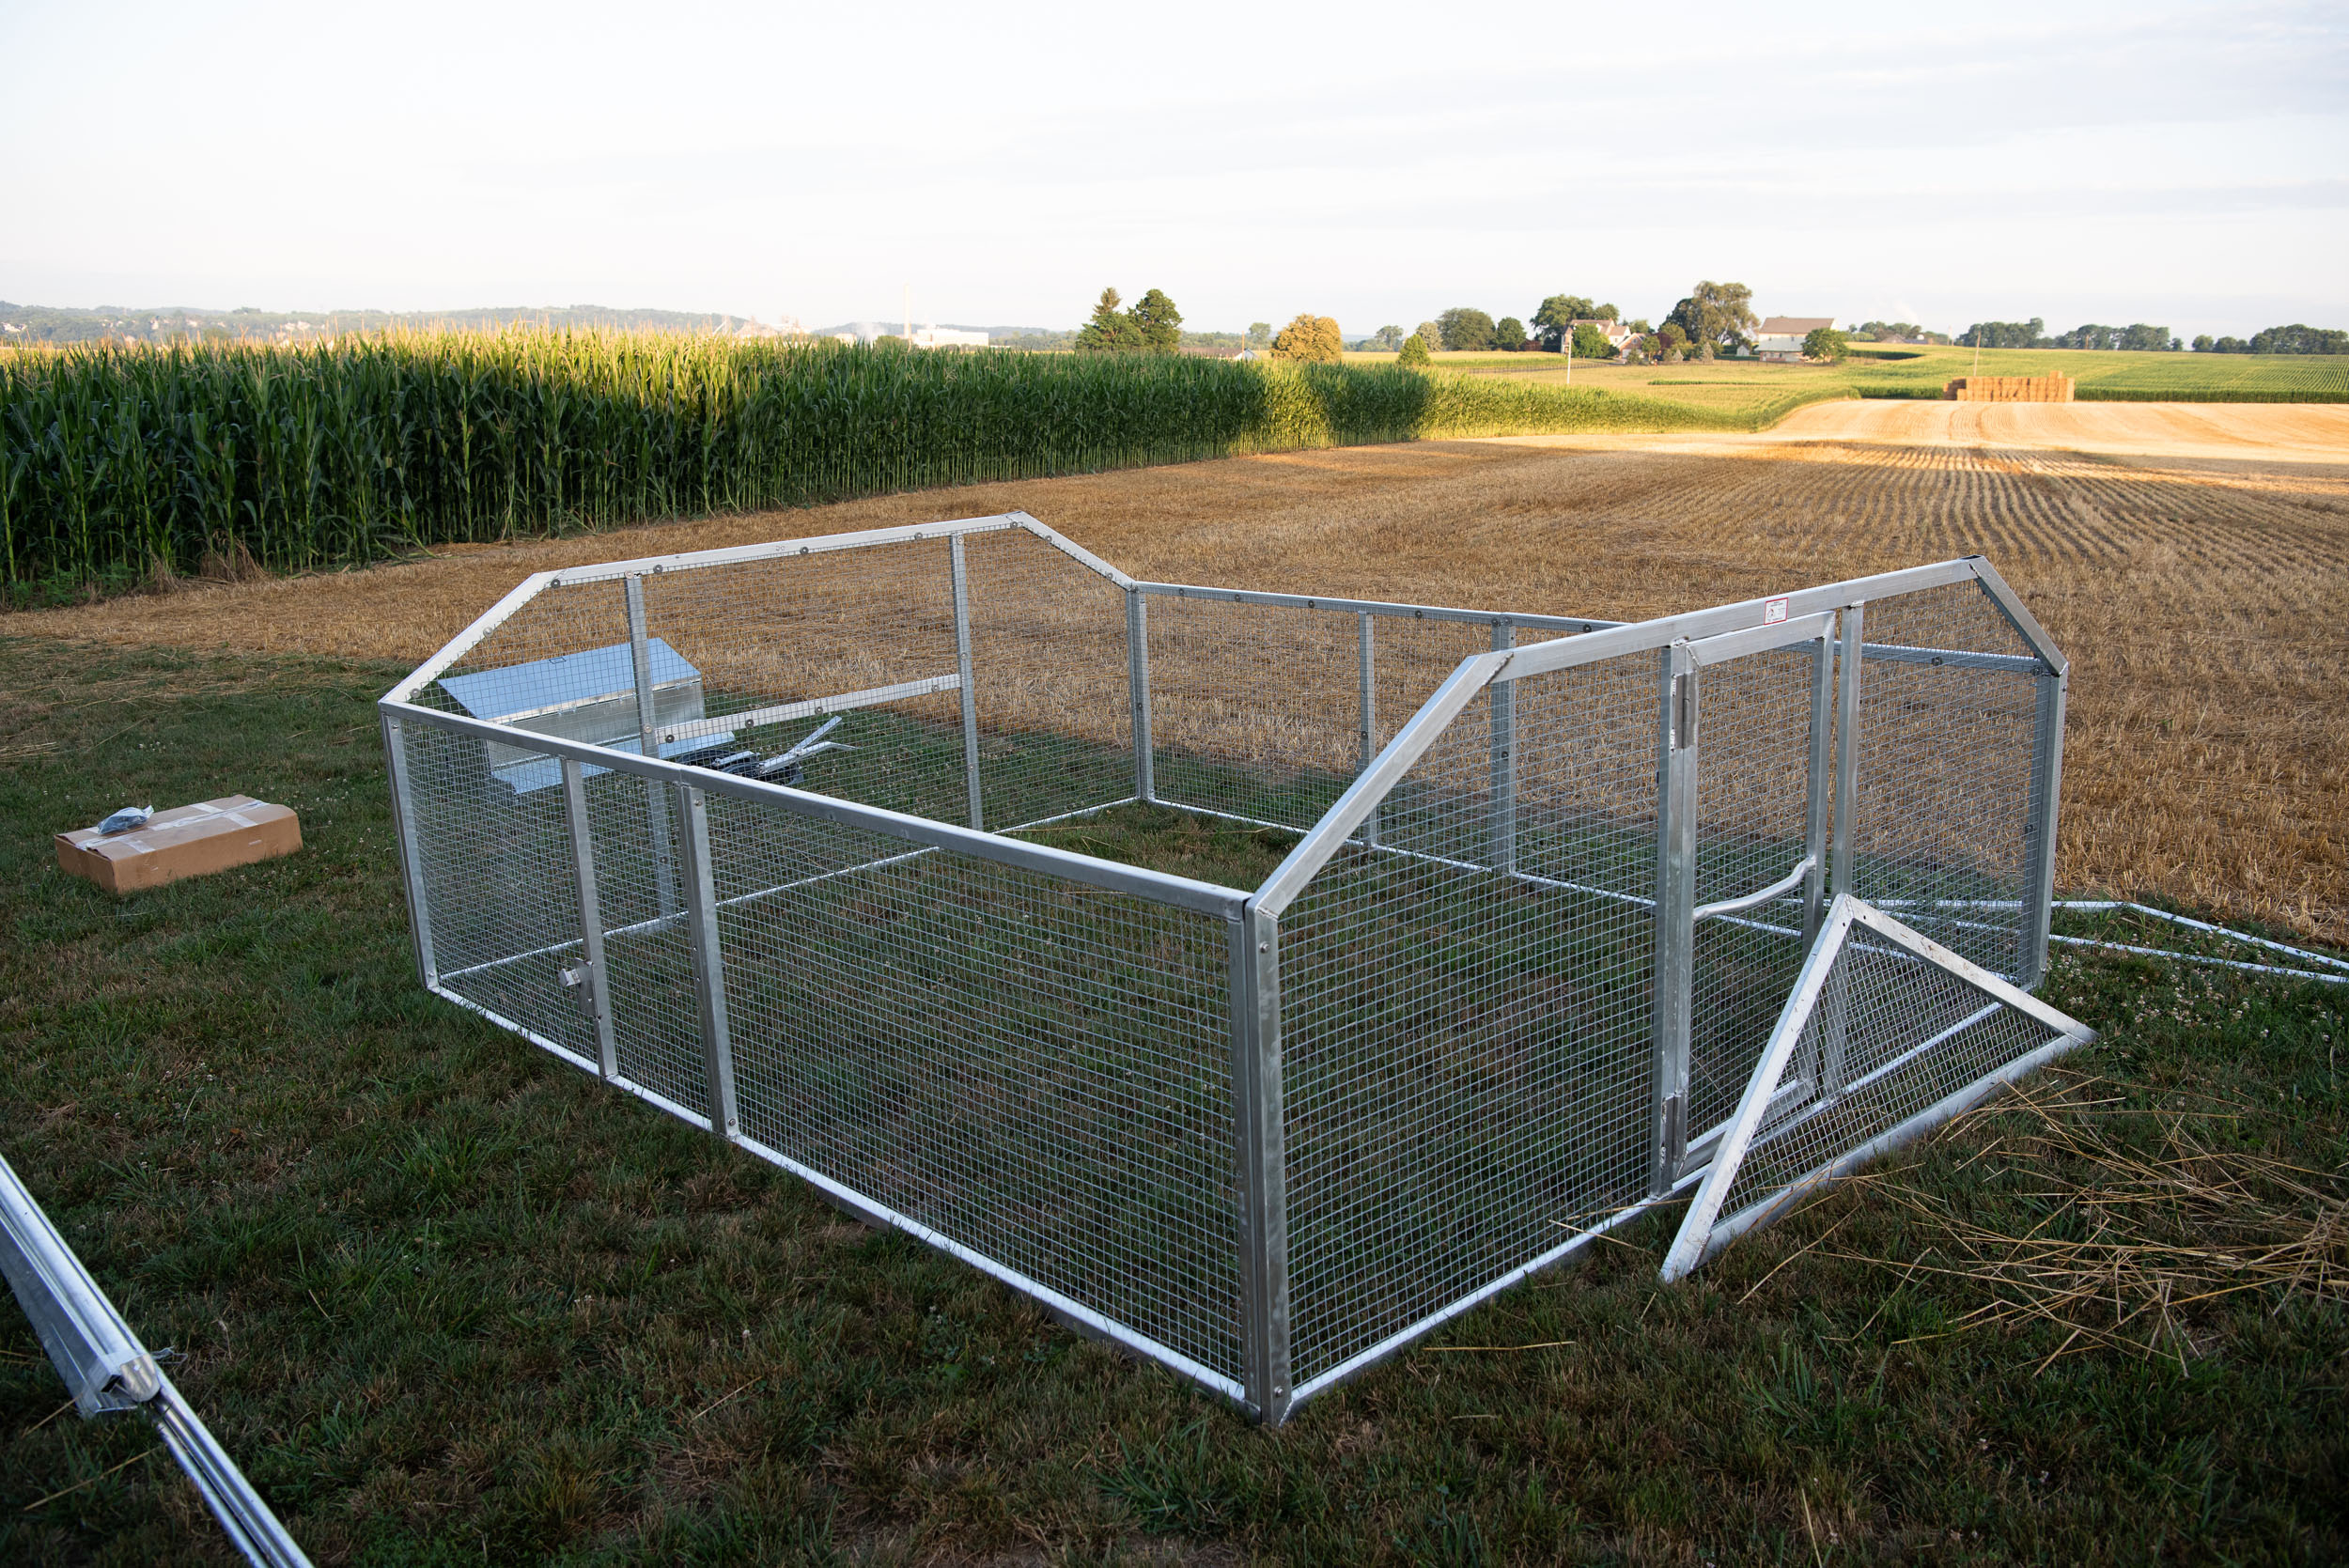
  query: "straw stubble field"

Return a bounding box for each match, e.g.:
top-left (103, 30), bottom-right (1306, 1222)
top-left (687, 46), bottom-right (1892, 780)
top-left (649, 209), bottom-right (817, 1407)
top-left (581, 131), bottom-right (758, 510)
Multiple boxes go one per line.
top-left (9, 403), bottom-right (2345, 942)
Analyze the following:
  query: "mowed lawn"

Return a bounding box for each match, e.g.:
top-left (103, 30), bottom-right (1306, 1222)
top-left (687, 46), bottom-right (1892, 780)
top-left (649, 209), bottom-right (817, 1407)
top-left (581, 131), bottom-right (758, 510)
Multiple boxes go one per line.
top-left (1, 637), bottom-right (2344, 1565)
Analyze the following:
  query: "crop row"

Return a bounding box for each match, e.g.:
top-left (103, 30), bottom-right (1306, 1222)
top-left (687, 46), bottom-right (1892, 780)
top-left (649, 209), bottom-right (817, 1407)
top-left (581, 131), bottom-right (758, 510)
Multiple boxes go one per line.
top-left (0, 334), bottom-right (1750, 592)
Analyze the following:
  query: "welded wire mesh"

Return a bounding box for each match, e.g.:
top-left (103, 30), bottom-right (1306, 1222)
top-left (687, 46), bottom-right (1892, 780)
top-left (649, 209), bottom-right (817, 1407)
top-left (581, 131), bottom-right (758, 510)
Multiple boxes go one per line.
top-left (1275, 645), bottom-right (1660, 1388)
top-left (1846, 582), bottom-right (2045, 980)
top-left (1688, 644), bottom-right (1821, 1140)
top-left (959, 528), bottom-right (1135, 828)
top-left (393, 719), bottom-right (599, 1061)
top-left (388, 528), bottom-right (2068, 1418)
top-left (1709, 920), bottom-right (2072, 1233)
top-left (1143, 594), bottom-right (1362, 830)
top-left (703, 790), bottom-right (1240, 1378)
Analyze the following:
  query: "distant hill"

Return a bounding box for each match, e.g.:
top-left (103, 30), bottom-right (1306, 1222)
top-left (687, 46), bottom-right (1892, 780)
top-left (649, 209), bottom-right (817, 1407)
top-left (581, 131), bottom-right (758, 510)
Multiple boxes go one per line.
top-left (0, 301), bottom-right (773, 345)
top-left (0, 302), bottom-right (1230, 351)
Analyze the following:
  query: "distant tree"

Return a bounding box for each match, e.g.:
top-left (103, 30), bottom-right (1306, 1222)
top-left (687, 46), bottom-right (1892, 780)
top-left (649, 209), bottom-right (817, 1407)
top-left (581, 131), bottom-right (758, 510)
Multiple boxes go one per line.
top-left (2191, 334), bottom-right (2215, 352)
top-left (1625, 318), bottom-right (1652, 335)
top-left (1437, 307), bottom-right (1497, 352)
top-left (1656, 322), bottom-right (1689, 363)
top-left (1803, 326), bottom-right (1849, 362)
top-left (1493, 317), bottom-right (1528, 351)
top-left (2212, 335), bottom-right (2248, 353)
top-left (2112, 322), bottom-right (2172, 352)
top-left (1246, 321), bottom-right (1272, 350)
top-left (1959, 318), bottom-right (2045, 349)
top-left (2248, 322), bottom-right (2349, 354)
top-left (1413, 320), bottom-right (1444, 352)
top-left (1129, 288), bottom-right (1183, 352)
top-left (1076, 287), bottom-right (1142, 351)
top-left (1271, 313), bottom-right (1344, 363)
top-left (1397, 334), bottom-right (1433, 367)
top-left (1665, 281), bottom-right (1758, 359)
top-left (1532, 294), bottom-right (1595, 350)
top-left (1569, 322), bottom-right (1616, 359)
top-left (873, 334), bottom-right (910, 350)
top-left (1370, 324), bottom-right (1405, 350)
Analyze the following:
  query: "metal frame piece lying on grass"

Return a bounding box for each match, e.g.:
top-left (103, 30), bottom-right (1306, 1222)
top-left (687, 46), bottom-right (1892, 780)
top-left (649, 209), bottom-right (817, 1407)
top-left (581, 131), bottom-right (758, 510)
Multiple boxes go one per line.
top-left (384, 513), bottom-right (2077, 1424)
top-left (0, 1152), bottom-right (313, 1566)
top-left (1658, 895), bottom-right (2096, 1281)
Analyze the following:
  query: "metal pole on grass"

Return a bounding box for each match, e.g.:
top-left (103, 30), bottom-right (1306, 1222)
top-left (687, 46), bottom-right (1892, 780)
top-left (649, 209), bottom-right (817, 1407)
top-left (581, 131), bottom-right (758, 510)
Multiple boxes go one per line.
top-left (380, 710), bottom-right (438, 988)
top-left (1230, 904), bottom-right (1291, 1424)
top-left (1488, 619), bottom-right (1517, 874)
top-left (1802, 617), bottom-right (1836, 945)
top-left (950, 535), bottom-right (983, 831)
top-left (2019, 666), bottom-right (2066, 988)
top-left (625, 574), bottom-right (680, 918)
top-left (1128, 586), bottom-right (1155, 805)
top-left (1649, 642), bottom-right (1697, 1196)
top-left (677, 784), bottom-right (739, 1141)
top-left (560, 756), bottom-right (620, 1080)
top-left (1358, 612), bottom-right (1378, 848)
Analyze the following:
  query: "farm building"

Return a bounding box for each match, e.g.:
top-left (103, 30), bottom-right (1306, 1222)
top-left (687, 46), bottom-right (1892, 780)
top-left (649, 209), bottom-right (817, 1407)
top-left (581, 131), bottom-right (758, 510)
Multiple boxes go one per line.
top-left (1756, 316), bottom-right (1836, 363)
top-left (1567, 318), bottom-right (1639, 355)
top-left (830, 322), bottom-right (990, 349)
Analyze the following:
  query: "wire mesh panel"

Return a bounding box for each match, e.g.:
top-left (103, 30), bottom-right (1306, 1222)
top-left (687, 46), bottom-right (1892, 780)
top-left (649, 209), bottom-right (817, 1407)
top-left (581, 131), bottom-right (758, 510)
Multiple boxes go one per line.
top-left (1686, 639), bottom-right (1827, 1144)
top-left (1274, 643), bottom-right (1662, 1395)
top-left (700, 789), bottom-right (1243, 1384)
top-left (958, 527), bottom-right (1135, 828)
top-left (384, 524), bottom-right (2074, 1423)
top-left (391, 717), bottom-right (599, 1062)
top-left (1847, 581), bottom-right (2048, 981)
top-left (1143, 594), bottom-right (1366, 830)
top-left (1661, 896), bottom-right (2092, 1279)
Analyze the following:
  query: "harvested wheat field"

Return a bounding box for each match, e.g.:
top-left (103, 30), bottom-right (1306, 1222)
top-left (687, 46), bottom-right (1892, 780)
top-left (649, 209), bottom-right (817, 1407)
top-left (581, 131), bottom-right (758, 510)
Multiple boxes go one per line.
top-left (8, 403), bottom-right (2344, 941)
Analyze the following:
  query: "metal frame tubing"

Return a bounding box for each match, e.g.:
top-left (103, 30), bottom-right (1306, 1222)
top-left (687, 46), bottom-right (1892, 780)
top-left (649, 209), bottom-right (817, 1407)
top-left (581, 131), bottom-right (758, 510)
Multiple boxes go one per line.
top-left (677, 784), bottom-right (741, 1141)
top-left (2018, 667), bottom-right (2067, 988)
top-left (1230, 902), bottom-right (1292, 1424)
top-left (625, 574), bottom-right (680, 916)
top-left (1650, 641), bottom-right (1698, 1196)
top-left (1356, 613), bottom-right (1379, 847)
top-left (1659, 895), bottom-right (2095, 1280)
top-left (380, 710), bottom-right (437, 988)
top-left (388, 538), bottom-right (2080, 1425)
top-left (1830, 602), bottom-right (1865, 896)
top-left (381, 701), bottom-right (1249, 918)
top-left (1133, 579), bottom-right (1610, 637)
top-left (1127, 586), bottom-right (1155, 804)
top-left (1803, 616), bottom-right (1837, 943)
top-left (1487, 620), bottom-right (1517, 874)
top-left (1, 1152), bottom-right (313, 1566)
top-left (950, 535), bottom-right (984, 830)
top-left (559, 757), bottom-right (620, 1080)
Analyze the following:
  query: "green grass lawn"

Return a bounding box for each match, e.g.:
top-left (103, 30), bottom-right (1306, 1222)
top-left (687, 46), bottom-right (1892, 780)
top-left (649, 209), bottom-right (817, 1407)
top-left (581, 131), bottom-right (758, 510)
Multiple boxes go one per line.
top-left (3, 638), bottom-right (2344, 1565)
top-left (1342, 346), bottom-right (2349, 421)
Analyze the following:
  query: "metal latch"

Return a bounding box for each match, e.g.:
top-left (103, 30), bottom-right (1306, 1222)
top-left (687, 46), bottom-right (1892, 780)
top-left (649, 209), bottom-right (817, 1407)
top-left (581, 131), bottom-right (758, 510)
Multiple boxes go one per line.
top-left (559, 962), bottom-right (598, 1017)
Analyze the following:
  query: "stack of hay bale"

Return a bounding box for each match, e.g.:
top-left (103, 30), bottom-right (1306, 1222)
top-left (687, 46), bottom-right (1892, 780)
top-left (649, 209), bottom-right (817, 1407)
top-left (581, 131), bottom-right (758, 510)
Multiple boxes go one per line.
top-left (1943, 375), bottom-right (2077, 402)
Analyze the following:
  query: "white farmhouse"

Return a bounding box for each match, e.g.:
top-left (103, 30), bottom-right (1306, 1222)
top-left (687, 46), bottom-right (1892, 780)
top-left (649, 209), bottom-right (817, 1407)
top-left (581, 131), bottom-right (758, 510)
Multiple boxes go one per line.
top-left (1567, 318), bottom-right (1639, 355)
top-left (1755, 316), bottom-right (1835, 363)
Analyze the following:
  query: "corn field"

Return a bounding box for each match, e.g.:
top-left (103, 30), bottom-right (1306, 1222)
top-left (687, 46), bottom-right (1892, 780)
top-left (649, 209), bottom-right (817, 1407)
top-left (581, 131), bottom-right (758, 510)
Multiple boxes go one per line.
top-left (0, 333), bottom-right (1747, 593)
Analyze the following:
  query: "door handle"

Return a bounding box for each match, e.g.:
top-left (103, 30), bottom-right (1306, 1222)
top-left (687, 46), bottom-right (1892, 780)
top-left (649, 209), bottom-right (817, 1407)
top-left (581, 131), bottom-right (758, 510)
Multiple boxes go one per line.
top-left (1691, 855), bottom-right (1816, 923)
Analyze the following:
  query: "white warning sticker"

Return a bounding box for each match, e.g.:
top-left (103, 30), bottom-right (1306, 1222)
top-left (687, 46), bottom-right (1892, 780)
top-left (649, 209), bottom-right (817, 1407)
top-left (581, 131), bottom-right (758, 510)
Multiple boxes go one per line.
top-left (1764, 595), bottom-right (1790, 625)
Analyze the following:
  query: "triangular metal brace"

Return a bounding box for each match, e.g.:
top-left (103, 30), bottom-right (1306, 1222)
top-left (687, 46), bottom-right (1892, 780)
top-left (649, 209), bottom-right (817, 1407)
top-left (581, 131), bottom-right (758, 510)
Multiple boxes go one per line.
top-left (1660, 893), bottom-right (2094, 1281)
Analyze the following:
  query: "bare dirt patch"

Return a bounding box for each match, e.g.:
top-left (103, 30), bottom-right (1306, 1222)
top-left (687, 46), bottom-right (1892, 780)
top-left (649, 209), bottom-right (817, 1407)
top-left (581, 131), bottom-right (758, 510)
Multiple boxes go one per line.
top-left (8, 409), bottom-right (2342, 939)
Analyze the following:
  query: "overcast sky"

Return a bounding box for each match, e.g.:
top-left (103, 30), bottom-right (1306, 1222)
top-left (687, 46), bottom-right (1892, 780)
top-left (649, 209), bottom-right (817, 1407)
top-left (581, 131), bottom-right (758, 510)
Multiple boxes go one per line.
top-left (2, 0), bottom-right (2341, 339)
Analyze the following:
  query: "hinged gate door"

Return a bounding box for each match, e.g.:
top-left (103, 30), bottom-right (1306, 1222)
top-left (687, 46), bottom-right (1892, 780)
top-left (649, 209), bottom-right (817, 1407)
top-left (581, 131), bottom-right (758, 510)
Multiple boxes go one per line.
top-left (1649, 611), bottom-right (1838, 1197)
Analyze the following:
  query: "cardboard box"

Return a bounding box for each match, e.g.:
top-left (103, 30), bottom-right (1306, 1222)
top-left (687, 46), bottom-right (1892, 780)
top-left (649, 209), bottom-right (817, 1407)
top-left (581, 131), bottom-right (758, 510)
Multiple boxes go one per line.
top-left (55, 796), bottom-right (302, 894)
